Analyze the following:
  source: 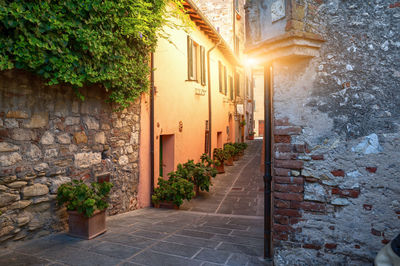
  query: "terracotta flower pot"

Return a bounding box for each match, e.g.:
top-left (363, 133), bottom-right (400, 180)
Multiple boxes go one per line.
top-left (248, 135), bottom-right (254, 140)
top-left (215, 163), bottom-right (225, 174)
top-left (154, 201), bottom-right (179, 210)
top-left (225, 157), bottom-right (234, 166)
top-left (239, 151), bottom-right (244, 157)
top-left (67, 210), bottom-right (106, 240)
top-left (194, 185), bottom-right (200, 197)
top-left (233, 155), bottom-right (240, 161)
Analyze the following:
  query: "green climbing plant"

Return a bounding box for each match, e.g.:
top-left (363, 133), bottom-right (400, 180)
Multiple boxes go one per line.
top-left (0, 0), bottom-right (185, 109)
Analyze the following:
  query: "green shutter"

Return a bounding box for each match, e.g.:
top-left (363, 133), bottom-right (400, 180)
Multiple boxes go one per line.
top-left (187, 36), bottom-right (193, 80)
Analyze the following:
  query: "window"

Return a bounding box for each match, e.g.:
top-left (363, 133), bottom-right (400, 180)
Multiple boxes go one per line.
top-left (235, 72), bottom-right (240, 98)
top-left (200, 46), bottom-right (206, 85)
top-left (218, 61), bottom-right (223, 93)
top-left (218, 61), bottom-right (228, 95)
top-left (187, 36), bottom-right (206, 85)
top-left (229, 76), bottom-right (233, 100)
top-left (224, 66), bottom-right (227, 95)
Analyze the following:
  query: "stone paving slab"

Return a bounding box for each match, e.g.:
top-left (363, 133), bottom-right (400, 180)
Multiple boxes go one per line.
top-left (0, 141), bottom-right (271, 266)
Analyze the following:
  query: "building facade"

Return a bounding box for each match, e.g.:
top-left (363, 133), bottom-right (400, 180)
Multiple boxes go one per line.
top-left (138, 0), bottom-right (245, 207)
top-left (245, 0), bottom-right (400, 264)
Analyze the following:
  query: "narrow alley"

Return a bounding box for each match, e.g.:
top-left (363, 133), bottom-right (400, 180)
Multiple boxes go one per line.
top-left (0, 140), bottom-right (270, 266)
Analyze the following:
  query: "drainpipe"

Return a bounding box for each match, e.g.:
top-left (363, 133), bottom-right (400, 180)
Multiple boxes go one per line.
top-left (207, 40), bottom-right (221, 157)
top-left (150, 53), bottom-right (155, 204)
top-left (264, 63), bottom-right (273, 259)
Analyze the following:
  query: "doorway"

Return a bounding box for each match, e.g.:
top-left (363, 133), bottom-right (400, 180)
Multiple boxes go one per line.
top-left (159, 134), bottom-right (175, 178)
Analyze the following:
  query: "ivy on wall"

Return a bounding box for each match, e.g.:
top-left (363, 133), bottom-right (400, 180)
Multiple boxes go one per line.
top-left (0, 0), bottom-right (183, 108)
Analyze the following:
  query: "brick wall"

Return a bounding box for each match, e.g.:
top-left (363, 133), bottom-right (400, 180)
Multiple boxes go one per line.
top-left (0, 70), bottom-right (141, 247)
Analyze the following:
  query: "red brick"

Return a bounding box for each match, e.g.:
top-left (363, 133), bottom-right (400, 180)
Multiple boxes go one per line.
top-left (275, 184), bottom-right (304, 193)
top-left (274, 168), bottom-right (291, 177)
top-left (273, 232), bottom-right (289, 241)
top-left (274, 126), bottom-right (302, 136)
top-left (389, 2), bottom-right (400, 8)
top-left (371, 228), bottom-right (382, 236)
top-left (275, 160), bottom-right (304, 170)
top-left (274, 224), bottom-right (294, 232)
top-left (275, 208), bottom-right (302, 217)
top-left (311, 155), bottom-right (324, 160)
top-left (275, 199), bottom-right (291, 208)
top-left (293, 144), bottom-right (305, 153)
top-left (325, 243), bottom-right (337, 249)
top-left (303, 244), bottom-right (321, 250)
top-left (382, 239), bottom-right (390, 244)
top-left (274, 135), bottom-right (291, 143)
top-left (363, 204), bottom-right (373, 211)
top-left (366, 167), bottom-right (377, 173)
top-left (274, 152), bottom-right (297, 160)
top-left (274, 215), bottom-right (289, 225)
top-left (331, 169), bottom-right (345, 177)
top-left (274, 117), bottom-right (290, 126)
top-left (305, 177), bottom-right (319, 183)
top-left (275, 192), bottom-right (303, 201)
top-left (332, 188), bottom-right (360, 198)
top-left (274, 176), bottom-right (304, 184)
top-left (290, 217), bottom-right (303, 225)
top-left (292, 201), bottom-right (325, 212)
top-left (275, 144), bottom-right (293, 153)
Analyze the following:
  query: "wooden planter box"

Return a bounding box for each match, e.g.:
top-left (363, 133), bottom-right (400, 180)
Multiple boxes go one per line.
top-left (215, 163), bottom-right (225, 174)
top-left (225, 157), bottom-right (234, 166)
top-left (154, 201), bottom-right (179, 209)
top-left (67, 210), bottom-right (106, 240)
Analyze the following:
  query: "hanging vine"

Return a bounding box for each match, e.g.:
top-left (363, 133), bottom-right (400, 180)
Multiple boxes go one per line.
top-left (0, 0), bottom-right (184, 109)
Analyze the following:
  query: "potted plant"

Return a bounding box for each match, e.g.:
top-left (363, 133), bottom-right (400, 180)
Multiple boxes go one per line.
top-left (57, 180), bottom-right (113, 239)
top-left (213, 148), bottom-right (229, 173)
top-left (152, 175), bottom-right (195, 209)
top-left (223, 143), bottom-right (235, 165)
top-left (248, 131), bottom-right (255, 140)
top-left (236, 142), bottom-right (248, 156)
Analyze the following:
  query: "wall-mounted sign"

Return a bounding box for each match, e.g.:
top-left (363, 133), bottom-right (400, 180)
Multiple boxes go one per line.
top-left (271, 0), bottom-right (286, 22)
top-left (195, 88), bottom-right (207, 96)
top-left (236, 104), bottom-right (244, 115)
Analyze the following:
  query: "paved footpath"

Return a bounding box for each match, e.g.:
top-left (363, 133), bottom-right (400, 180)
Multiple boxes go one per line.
top-left (0, 140), bottom-right (270, 266)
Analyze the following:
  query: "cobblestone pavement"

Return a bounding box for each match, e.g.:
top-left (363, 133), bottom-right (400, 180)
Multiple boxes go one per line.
top-left (0, 140), bottom-right (270, 266)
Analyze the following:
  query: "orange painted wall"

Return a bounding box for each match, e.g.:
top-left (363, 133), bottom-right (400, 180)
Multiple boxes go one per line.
top-left (152, 18), bottom-right (237, 182)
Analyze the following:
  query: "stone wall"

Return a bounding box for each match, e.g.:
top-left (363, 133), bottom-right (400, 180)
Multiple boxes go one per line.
top-left (0, 70), bottom-right (141, 247)
top-left (246, 0), bottom-right (400, 264)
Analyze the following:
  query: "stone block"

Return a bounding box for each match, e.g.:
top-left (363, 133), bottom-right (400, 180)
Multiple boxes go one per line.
top-left (74, 152), bottom-right (101, 168)
top-left (118, 155), bottom-right (129, 166)
top-left (94, 132), bottom-right (106, 144)
top-left (65, 117), bottom-right (80, 126)
top-left (22, 184), bottom-right (49, 198)
top-left (44, 149), bottom-right (58, 159)
top-left (33, 163), bottom-right (49, 172)
top-left (26, 144), bottom-right (42, 161)
top-left (7, 181), bottom-right (27, 188)
top-left (0, 142), bottom-right (19, 152)
top-left (9, 200), bottom-right (32, 210)
top-left (0, 152), bottom-right (22, 167)
top-left (23, 112), bottom-right (49, 128)
top-left (0, 226), bottom-right (15, 237)
top-left (0, 192), bottom-right (20, 207)
top-left (40, 131), bottom-right (55, 145)
top-left (83, 116), bottom-right (99, 130)
top-left (304, 182), bottom-right (326, 202)
top-left (4, 119), bottom-right (18, 128)
top-left (11, 129), bottom-right (33, 141)
top-left (6, 110), bottom-right (29, 119)
top-left (73, 131), bottom-right (88, 144)
top-left (57, 133), bottom-right (71, 144)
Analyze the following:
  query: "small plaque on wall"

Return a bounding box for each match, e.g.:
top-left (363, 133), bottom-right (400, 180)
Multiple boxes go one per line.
top-left (271, 0), bottom-right (286, 22)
